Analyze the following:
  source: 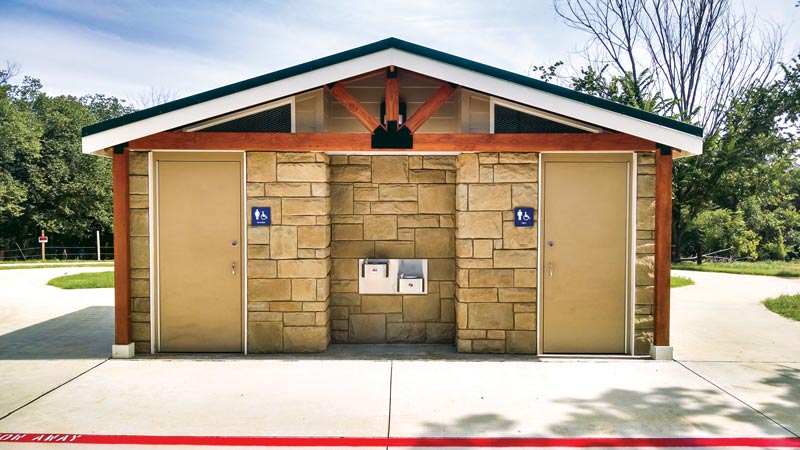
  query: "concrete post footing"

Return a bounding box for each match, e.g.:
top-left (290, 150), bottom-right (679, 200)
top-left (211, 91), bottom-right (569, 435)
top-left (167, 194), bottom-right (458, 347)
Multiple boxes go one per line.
top-left (112, 343), bottom-right (136, 359)
top-left (650, 345), bottom-right (673, 360)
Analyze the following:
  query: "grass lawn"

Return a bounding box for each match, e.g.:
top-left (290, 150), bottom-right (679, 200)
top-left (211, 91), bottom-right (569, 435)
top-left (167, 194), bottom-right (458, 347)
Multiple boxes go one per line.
top-left (47, 271), bottom-right (115, 289)
top-left (764, 294), bottom-right (800, 321)
top-left (670, 275), bottom-right (694, 288)
top-left (672, 260), bottom-right (800, 277)
top-left (0, 261), bottom-right (114, 270)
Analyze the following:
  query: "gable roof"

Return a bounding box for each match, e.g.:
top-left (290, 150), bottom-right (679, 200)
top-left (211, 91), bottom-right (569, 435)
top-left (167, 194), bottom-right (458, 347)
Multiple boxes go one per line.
top-left (81, 37), bottom-right (704, 155)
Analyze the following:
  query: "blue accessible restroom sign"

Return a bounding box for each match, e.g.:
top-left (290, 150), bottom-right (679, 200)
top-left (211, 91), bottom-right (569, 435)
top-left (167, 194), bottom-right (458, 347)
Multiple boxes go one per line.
top-left (514, 207), bottom-right (535, 227)
top-left (252, 207), bottom-right (271, 226)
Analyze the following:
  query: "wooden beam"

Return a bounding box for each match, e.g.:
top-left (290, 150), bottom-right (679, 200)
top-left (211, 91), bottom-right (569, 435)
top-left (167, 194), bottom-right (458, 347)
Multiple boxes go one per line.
top-left (413, 133), bottom-right (655, 152)
top-left (325, 82), bottom-right (382, 132)
top-left (129, 132), bottom-right (657, 152)
top-left (385, 69), bottom-right (400, 126)
top-left (402, 83), bottom-right (457, 133)
top-left (654, 146), bottom-right (673, 347)
top-left (112, 147), bottom-right (131, 346)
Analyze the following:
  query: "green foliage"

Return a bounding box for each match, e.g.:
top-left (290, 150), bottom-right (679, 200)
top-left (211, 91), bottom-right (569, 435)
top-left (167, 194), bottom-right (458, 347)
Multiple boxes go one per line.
top-left (670, 276), bottom-right (695, 288)
top-left (672, 260), bottom-right (800, 277)
top-left (568, 52), bottom-right (800, 261)
top-left (0, 70), bottom-right (134, 251)
top-left (570, 66), bottom-right (679, 116)
top-left (691, 208), bottom-right (759, 259)
top-left (764, 294), bottom-right (800, 321)
top-left (46, 271), bottom-right (114, 289)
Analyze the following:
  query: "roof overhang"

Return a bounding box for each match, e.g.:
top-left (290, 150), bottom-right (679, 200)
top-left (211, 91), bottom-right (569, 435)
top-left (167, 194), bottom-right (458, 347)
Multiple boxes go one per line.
top-left (82, 38), bottom-right (703, 156)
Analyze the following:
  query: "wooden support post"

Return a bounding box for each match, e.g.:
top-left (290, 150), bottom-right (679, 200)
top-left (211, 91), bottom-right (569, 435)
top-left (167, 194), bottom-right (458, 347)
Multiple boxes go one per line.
top-left (112, 146), bottom-right (131, 346)
top-left (385, 67), bottom-right (400, 128)
top-left (654, 146), bottom-right (673, 347)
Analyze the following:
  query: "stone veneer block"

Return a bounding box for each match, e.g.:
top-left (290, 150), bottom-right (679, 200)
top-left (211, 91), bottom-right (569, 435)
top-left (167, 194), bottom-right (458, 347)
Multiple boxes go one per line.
top-left (331, 184), bottom-right (354, 214)
top-left (276, 163), bottom-right (327, 182)
top-left (277, 260), bottom-right (330, 278)
top-left (283, 326), bottom-right (328, 352)
top-left (403, 294), bottom-right (440, 322)
top-left (297, 226), bottom-right (330, 249)
top-left (349, 314), bottom-right (387, 342)
top-left (364, 215), bottom-right (398, 240)
top-left (418, 185), bottom-right (455, 213)
top-left (506, 330), bottom-right (536, 353)
top-left (468, 303), bottom-right (513, 329)
top-left (457, 154), bottom-right (479, 183)
top-left (247, 153), bottom-right (277, 182)
top-left (493, 164), bottom-right (537, 182)
top-left (330, 165), bottom-right (372, 183)
top-left (372, 156), bottom-right (409, 183)
top-left (380, 184), bottom-right (417, 201)
top-left (362, 295), bottom-right (403, 313)
top-left (468, 184), bottom-right (511, 211)
top-left (270, 226), bottom-right (298, 259)
top-left (375, 241), bottom-right (415, 258)
top-left (387, 323), bottom-right (426, 342)
top-left (456, 212), bottom-right (503, 239)
top-left (283, 198), bottom-right (328, 216)
top-left (248, 322), bottom-right (283, 353)
top-left (414, 228), bottom-right (454, 258)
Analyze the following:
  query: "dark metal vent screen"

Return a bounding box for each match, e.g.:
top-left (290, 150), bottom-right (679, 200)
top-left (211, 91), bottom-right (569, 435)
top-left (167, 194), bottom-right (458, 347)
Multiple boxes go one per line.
top-left (199, 104), bottom-right (291, 132)
top-left (494, 104), bottom-right (586, 133)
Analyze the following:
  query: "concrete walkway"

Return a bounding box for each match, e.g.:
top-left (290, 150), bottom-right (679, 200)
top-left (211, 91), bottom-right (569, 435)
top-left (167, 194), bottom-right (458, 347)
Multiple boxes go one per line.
top-left (669, 269), bottom-right (800, 446)
top-left (0, 267), bottom-right (112, 418)
top-left (0, 268), bottom-right (798, 449)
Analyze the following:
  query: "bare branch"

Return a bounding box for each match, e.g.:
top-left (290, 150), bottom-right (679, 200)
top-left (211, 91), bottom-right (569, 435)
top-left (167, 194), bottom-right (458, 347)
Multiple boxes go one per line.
top-left (0, 61), bottom-right (21, 85)
top-left (554, 0), bottom-right (785, 135)
top-left (128, 87), bottom-right (180, 110)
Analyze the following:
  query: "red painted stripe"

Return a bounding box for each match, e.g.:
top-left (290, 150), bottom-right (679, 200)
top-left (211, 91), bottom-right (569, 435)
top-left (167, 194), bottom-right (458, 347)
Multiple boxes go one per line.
top-left (1, 434), bottom-right (799, 447)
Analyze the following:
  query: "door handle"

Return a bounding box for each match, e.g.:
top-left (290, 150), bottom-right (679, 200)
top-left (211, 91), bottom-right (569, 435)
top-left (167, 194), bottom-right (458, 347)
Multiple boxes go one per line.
top-left (549, 262), bottom-right (554, 277)
top-left (231, 261), bottom-right (237, 276)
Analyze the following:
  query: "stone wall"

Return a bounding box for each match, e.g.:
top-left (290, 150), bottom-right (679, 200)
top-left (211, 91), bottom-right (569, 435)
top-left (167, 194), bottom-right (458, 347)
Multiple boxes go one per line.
top-left (454, 153), bottom-right (538, 353)
top-left (328, 155), bottom-right (457, 344)
top-left (128, 151), bottom-right (151, 354)
top-left (634, 152), bottom-right (656, 355)
top-left (246, 152), bottom-right (331, 353)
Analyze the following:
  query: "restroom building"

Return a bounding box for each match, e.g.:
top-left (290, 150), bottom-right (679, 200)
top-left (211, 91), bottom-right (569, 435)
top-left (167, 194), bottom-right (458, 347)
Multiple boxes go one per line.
top-left (81, 38), bottom-right (703, 359)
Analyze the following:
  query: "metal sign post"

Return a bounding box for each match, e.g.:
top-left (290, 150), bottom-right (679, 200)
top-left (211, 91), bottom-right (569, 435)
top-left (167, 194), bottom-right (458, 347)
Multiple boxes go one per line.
top-left (39, 230), bottom-right (47, 261)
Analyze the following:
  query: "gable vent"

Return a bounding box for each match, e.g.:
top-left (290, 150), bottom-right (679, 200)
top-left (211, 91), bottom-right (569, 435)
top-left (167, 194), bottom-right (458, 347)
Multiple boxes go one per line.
top-left (198, 103), bottom-right (292, 132)
top-left (494, 104), bottom-right (587, 134)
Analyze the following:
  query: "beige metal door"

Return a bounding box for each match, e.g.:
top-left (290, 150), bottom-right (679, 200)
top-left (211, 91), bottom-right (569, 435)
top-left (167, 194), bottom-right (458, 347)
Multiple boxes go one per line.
top-left (156, 154), bottom-right (243, 352)
top-left (541, 154), bottom-right (630, 354)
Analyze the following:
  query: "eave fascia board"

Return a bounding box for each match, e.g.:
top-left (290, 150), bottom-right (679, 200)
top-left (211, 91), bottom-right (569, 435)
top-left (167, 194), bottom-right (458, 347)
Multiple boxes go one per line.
top-left (81, 49), bottom-right (397, 154)
top-left (389, 50), bottom-right (703, 155)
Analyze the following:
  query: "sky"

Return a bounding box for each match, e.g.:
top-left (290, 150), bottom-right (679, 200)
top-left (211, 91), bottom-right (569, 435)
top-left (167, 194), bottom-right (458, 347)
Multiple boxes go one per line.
top-left (1, 0), bottom-right (798, 103)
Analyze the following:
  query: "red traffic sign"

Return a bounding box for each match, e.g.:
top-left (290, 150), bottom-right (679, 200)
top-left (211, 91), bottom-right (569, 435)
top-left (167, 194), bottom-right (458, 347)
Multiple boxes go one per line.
top-left (38, 236), bottom-right (48, 243)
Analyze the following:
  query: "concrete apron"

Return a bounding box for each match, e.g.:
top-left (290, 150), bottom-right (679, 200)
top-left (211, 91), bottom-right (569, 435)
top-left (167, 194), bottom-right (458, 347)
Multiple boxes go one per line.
top-left (0, 359), bottom-right (796, 449)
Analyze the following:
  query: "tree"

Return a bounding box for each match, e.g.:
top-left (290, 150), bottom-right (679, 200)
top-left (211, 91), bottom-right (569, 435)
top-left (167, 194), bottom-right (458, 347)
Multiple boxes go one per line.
top-left (555, 0), bottom-right (793, 261)
top-left (0, 69), bottom-right (134, 254)
top-left (554, 0), bottom-right (783, 134)
top-left (129, 87), bottom-right (179, 109)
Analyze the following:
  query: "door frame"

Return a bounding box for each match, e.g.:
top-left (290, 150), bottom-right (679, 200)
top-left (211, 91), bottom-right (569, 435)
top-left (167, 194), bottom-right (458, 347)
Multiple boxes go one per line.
top-left (536, 152), bottom-right (637, 355)
top-left (150, 151), bottom-right (248, 354)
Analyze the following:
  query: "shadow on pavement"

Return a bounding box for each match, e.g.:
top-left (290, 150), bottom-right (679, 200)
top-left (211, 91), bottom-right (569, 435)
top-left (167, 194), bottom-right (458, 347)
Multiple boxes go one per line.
top-left (419, 413), bottom-right (517, 436)
top-left (760, 365), bottom-right (800, 436)
top-left (548, 384), bottom-right (792, 437)
top-left (0, 306), bottom-right (112, 359)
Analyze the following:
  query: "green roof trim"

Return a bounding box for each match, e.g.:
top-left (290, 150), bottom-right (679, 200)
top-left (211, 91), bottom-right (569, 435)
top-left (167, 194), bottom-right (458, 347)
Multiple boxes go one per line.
top-left (82, 37), bottom-right (703, 138)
